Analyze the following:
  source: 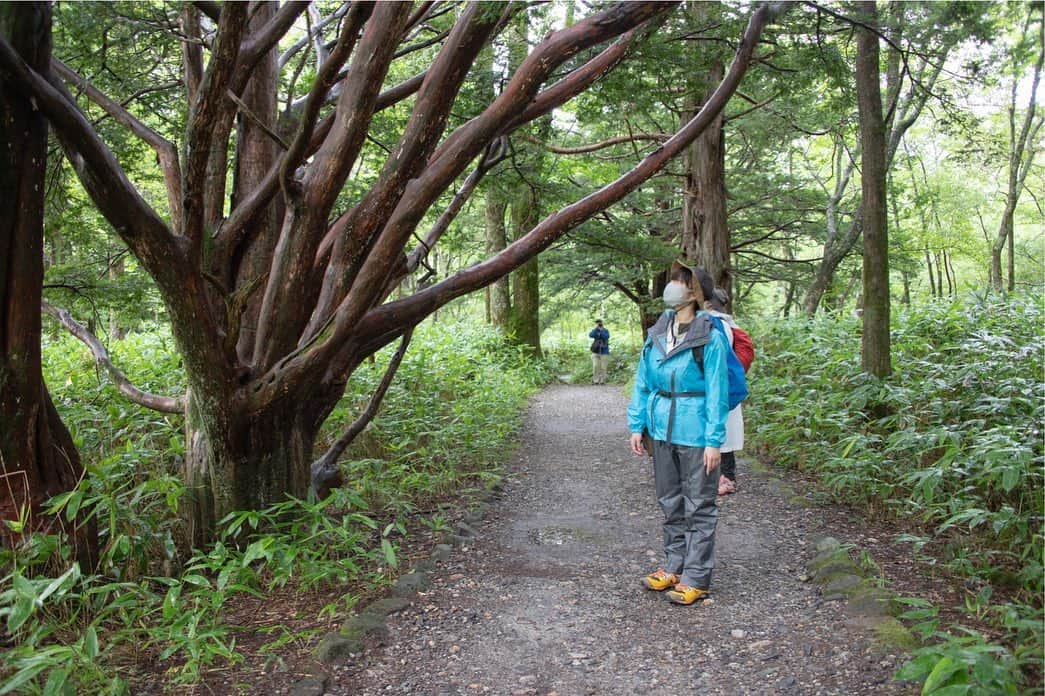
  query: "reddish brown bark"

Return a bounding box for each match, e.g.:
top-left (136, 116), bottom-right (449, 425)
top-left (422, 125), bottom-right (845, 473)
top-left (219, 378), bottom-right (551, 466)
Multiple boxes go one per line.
top-left (0, 1), bottom-right (786, 543)
top-left (682, 57), bottom-right (730, 290)
top-left (0, 1), bottom-right (90, 561)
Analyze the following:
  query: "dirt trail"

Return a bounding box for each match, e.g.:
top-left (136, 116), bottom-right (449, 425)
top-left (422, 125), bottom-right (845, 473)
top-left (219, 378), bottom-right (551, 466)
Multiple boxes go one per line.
top-left (327, 384), bottom-right (910, 695)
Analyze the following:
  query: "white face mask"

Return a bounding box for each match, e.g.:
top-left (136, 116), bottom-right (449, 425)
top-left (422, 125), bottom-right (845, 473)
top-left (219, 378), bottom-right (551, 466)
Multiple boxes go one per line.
top-left (662, 281), bottom-right (692, 309)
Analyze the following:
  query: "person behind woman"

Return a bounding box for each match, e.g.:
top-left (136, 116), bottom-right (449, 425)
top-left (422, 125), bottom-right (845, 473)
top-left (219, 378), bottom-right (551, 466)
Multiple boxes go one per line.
top-left (627, 261), bottom-right (729, 605)
top-left (708, 287), bottom-right (745, 495)
top-left (589, 319), bottom-right (610, 384)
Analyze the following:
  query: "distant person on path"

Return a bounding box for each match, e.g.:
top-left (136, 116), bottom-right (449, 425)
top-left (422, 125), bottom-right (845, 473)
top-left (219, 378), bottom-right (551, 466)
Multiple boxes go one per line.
top-left (708, 287), bottom-right (746, 495)
top-left (589, 319), bottom-right (610, 385)
top-left (627, 261), bottom-right (729, 605)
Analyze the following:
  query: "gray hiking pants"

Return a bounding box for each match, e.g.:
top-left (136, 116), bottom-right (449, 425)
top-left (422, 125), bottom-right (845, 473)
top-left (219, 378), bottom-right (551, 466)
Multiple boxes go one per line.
top-left (652, 440), bottom-right (720, 589)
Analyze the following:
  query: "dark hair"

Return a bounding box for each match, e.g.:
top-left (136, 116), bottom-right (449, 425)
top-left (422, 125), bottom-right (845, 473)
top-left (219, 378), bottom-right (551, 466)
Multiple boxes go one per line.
top-left (711, 287), bottom-right (729, 312)
top-left (697, 269), bottom-right (714, 306)
top-left (669, 265), bottom-right (693, 286)
top-left (595, 319), bottom-right (603, 325)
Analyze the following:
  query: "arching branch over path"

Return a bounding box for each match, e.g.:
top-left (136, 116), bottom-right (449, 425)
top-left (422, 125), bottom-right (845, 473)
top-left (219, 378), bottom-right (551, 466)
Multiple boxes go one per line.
top-left (0, 0), bottom-right (789, 544)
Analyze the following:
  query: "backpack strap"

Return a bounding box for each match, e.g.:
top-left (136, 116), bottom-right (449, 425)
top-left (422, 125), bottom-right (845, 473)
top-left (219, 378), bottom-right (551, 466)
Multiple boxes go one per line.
top-left (691, 344), bottom-right (704, 373)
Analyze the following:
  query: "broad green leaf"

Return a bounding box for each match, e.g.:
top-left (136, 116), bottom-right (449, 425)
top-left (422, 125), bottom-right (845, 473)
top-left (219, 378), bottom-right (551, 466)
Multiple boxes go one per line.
top-left (0, 663), bottom-right (50, 694)
top-left (42, 668), bottom-right (71, 696)
top-left (83, 626), bottom-right (99, 659)
top-left (922, 656), bottom-right (965, 694)
top-left (381, 539), bottom-right (397, 569)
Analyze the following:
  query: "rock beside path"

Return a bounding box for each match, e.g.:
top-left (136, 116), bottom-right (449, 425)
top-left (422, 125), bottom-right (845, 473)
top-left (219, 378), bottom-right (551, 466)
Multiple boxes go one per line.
top-left (318, 384), bottom-right (913, 695)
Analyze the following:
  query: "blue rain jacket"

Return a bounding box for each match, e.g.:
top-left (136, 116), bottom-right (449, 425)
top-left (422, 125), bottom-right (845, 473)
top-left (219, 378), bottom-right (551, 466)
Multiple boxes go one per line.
top-left (627, 309), bottom-right (730, 448)
top-left (589, 326), bottom-right (610, 354)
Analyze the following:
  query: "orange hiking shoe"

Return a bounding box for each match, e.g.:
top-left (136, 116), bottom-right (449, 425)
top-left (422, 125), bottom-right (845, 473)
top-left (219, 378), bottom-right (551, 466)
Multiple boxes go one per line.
top-left (642, 570), bottom-right (679, 591)
top-left (665, 584), bottom-right (709, 605)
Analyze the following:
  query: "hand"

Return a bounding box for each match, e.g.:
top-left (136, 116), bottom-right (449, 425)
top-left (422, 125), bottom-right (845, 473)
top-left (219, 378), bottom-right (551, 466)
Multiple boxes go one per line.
top-left (630, 432), bottom-right (647, 457)
top-left (704, 447), bottom-right (721, 474)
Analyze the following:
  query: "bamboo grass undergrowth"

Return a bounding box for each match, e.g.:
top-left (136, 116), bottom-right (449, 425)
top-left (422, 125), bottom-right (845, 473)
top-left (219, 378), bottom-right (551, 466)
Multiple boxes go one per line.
top-left (747, 291), bottom-right (1043, 694)
top-left (1, 322), bottom-right (547, 693)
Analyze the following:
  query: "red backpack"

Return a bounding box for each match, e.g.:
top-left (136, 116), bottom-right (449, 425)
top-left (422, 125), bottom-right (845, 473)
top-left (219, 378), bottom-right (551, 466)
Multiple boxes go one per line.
top-left (731, 326), bottom-right (755, 372)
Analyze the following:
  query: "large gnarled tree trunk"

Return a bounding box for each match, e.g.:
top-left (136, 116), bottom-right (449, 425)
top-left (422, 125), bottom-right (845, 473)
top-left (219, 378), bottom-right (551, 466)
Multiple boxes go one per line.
top-left (0, 1), bottom-right (787, 545)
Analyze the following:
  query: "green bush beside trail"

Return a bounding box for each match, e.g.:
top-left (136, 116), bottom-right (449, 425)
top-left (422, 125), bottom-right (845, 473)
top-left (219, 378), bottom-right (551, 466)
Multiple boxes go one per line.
top-left (747, 293), bottom-right (1043, 693)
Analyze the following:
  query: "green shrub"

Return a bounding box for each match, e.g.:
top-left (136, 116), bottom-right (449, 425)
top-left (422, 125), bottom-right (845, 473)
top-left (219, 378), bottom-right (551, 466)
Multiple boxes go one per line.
top-left (747, 293), bottom-right (1044, 691)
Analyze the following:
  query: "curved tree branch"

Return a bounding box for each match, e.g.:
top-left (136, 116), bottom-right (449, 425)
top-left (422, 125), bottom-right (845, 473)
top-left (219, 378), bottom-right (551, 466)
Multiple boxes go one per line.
top-left (278, 3), bottom-right (348, 69)
top-left (182, 2), bottom-right (248, 248)
top-left (51, 57), bottom-right (185, 234)
top-left (403, 136), bottom-right (510, 276)
top-left (0, 35), bottom-right (177, 276)
top-left (239, 1), bottom-right (310, 72)
top-left (354, 1), bottom-right (789, 345)
top-left (520, 131), bottom-right (670, 155)
top-left (42, 301), bottom-right (186, 414)
top-left (310, 326), bottom-right (414, 499)
top-left (281, 2), bottom-right (372, 195)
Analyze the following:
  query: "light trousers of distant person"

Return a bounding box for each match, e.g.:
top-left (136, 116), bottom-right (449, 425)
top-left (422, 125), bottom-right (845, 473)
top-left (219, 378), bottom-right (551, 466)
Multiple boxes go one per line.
top-left (591, 353), bottom-right (608, 384)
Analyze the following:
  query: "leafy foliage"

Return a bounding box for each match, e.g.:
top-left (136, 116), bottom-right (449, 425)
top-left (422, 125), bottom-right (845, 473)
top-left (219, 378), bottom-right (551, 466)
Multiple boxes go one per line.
top-left (1, 321), bottom-right (544, 692)
top-left (747, 293), bottom-right (1044, 691)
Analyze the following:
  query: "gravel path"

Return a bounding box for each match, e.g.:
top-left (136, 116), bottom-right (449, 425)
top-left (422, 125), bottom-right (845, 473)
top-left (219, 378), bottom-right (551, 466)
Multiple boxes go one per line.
top-left (327, 384), bottom-right (911, 695)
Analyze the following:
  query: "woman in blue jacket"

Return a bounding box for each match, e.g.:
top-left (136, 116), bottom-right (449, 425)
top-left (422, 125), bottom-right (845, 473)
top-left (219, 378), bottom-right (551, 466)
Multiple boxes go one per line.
top-left (627, 261), bottom-right (729, 605)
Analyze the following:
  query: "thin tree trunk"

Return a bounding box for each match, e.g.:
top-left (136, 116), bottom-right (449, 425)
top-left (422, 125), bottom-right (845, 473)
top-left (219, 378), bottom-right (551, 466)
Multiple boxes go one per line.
top-left (1007, 220), bottom-right (1015, 291)
top-left (925, 248), bottom-right (936, 297)
top-left (992, 18), bottom-right (1043, 291)
top-left (482, 46), bottom-right (509, 328)
top-left (855, 0), bottom-right (891, 377)
top-left (504, 19), bottom-right (541, 354)
top-left (782, 281), bottom-right (795, 317)
top-left (942, 249), bottom-right (954, 295)
top-left (947, 252), bottom-right (958, 295)
top-left (486, 196), bottom-right (510, 326)
top-left (802, 143), bottom-right (859, 316)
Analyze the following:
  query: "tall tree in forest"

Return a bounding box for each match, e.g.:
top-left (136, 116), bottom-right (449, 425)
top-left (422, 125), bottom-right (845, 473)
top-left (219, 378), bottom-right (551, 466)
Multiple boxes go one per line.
top-left (991, 8), bottom-right (1043, 292)
top-left (505, 14), bottom-right (545, 355)
top-left (0, 2), bottom-right (89, 559)
top-left (509, 178), bottom-right (543, 354)
top-left (801, 2), bottom-right (987, 315)
top-left (482, 45), bottom-right (510, 328)
top-left (0, 1), bottom-right (784, 543)
top-left (854, 0), bottom-right (890, 378)
top-left (681, 1), bottom-right (732, 290)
